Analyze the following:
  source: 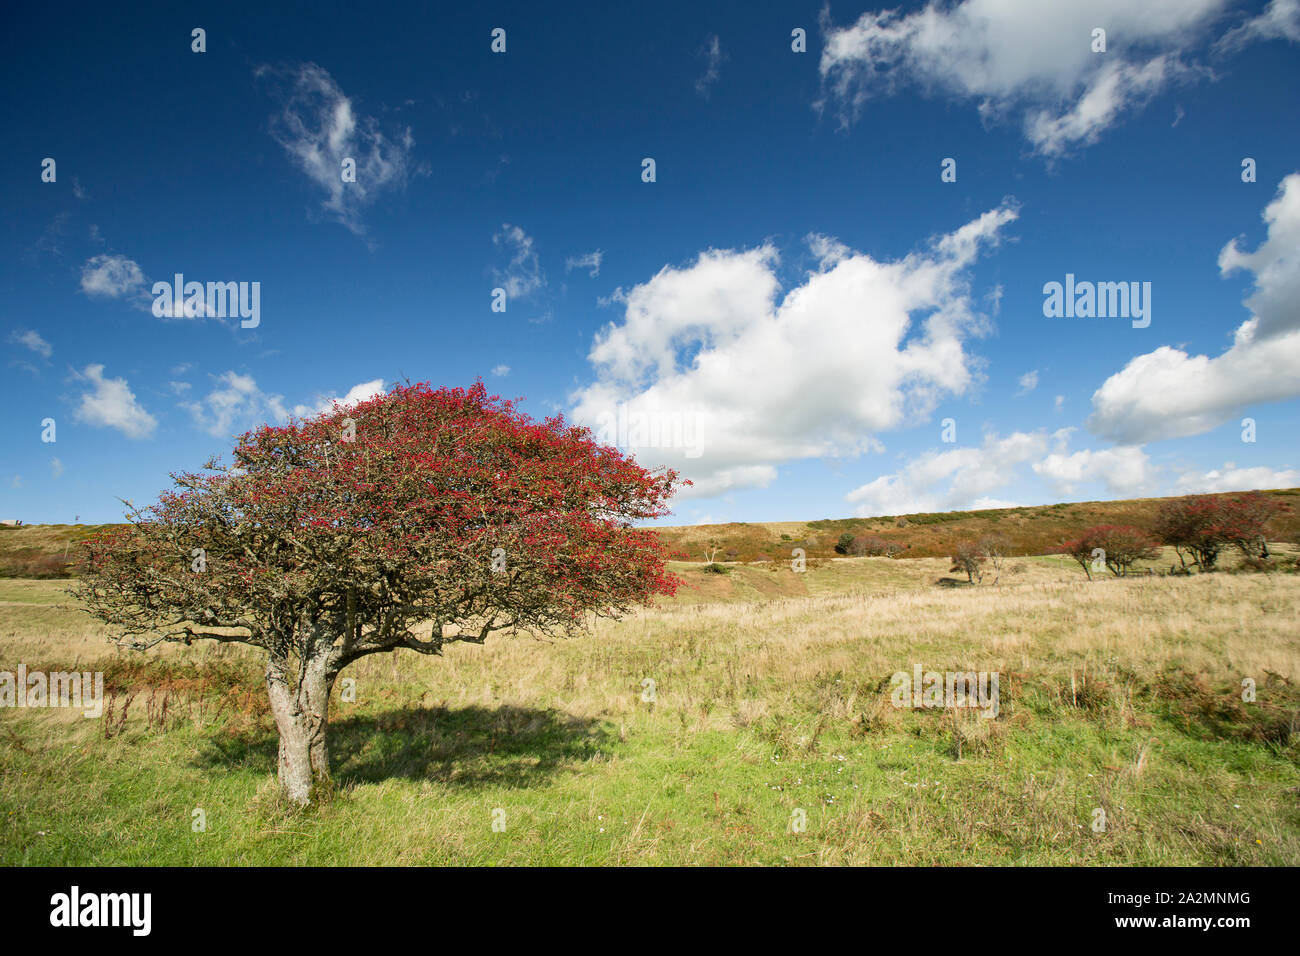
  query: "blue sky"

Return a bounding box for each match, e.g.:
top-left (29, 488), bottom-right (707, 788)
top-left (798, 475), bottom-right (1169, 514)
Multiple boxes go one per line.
top-left (3, 0), bottom-right (1299, 526)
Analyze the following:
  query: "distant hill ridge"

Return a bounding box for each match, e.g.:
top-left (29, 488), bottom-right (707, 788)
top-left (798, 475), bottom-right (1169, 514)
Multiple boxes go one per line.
top-left (3, 489), bottom-right (1298, 576)
top-left (654, 488), bottom-right (1300, 562)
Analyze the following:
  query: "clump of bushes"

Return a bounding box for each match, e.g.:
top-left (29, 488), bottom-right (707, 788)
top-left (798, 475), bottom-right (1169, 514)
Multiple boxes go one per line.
top-left (1154, 492), bottom-right (1289, 571)
top-left (835, 534), bottom-right (903, 557)
top-left (0, 552), bottom-right (71, 578)
top-left (1056, 525), bottom-right (1161, 580)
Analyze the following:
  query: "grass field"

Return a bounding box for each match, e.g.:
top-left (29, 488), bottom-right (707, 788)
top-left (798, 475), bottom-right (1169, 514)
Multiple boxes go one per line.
top-left (2, 547), bottom-right (1298, 866)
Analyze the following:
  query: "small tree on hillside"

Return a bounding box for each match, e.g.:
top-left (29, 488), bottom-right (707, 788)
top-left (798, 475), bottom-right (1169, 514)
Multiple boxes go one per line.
top-left (1058, 525), bottom-right (1160, 578)
top-left (950, 541), bottom-right (986, 584)
top-left (1153, 495), bottom-right (1228, 570)
top-left (977, 534), bottom-right (1011, 584)
top-left (1058, 535), bottom-right (1098, 580)
top-left (1218, 492), bottom-right (1288, 559)
top-left (75, 383), bottom-right (684, 805)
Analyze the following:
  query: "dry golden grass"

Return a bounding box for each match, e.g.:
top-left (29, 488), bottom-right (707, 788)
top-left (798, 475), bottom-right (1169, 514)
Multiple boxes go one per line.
top-left (2, 554), bottom-right (1298, 865)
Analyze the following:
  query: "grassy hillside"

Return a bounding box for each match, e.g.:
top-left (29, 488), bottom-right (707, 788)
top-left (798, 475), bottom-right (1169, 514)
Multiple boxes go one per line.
top-left (5, 488), bottom-right (1298, 577)
top-left (657, 489), bottom-right (1300, 562)
top-left (0, 524), bottom-right (118, 578)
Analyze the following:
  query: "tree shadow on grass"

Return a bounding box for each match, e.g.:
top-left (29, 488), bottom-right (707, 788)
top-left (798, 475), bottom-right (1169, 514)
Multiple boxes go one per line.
top-left (196, 704), bottom-right (608, 790)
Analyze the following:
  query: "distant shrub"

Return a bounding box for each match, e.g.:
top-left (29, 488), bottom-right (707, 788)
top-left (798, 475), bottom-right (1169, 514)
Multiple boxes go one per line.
top-left (701, 563), bottom-right (731, 575)
top-left (0, 553), bottom-right (71, 578)
top-left (1057, 525), bottom-right (1160, 580)
top-left (837, 534), bottom-right (903, 557)
top-left (1235, 556), bottom-right (1276, 574)
top-left (949, 541), bottom-right (986, 583)
top-left (1220, 492), bottom-right (1290, 559)
top-left (978, 534), bottom-right (1012, 583)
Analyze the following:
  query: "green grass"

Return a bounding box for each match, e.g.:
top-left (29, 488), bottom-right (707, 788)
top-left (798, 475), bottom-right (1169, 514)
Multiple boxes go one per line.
top-left (2, 556), bottom-right (1298, 865)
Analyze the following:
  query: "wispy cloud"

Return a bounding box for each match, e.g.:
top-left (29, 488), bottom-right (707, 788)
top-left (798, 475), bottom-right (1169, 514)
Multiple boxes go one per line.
top-left (695, 35), bottom-right (725, 99)
top-left (9, 329), bottom-right (52, 359)
top-left (256, 62), bottom-right (420, 235)
top-left (565, 250), bottom-right (604, 278)
top-left (1216, 0), bottom-right (1300, 53)
top-left (815, 0), bottom-right (1238, 157)
top-left (493, 223), bottom-right (546, 300)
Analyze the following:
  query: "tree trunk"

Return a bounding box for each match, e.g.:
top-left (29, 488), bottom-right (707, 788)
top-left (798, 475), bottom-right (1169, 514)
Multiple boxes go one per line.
top-left (265, 652), bottom-right (336, 806)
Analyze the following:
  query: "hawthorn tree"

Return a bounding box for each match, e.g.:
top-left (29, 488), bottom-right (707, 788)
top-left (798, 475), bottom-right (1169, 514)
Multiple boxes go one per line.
top-left (75, 383), bottom-right (684, 805)
top-left (1058, 535), bottom-right (1099, 581)
top-left (1152, 495), bottom-right (1228, 570)
top-left (1058, 525), bottom-right (1160, 579)
top-left (1153, 493), bottom-right (1288, 568)
top-left (1219, 492), bottom-right (1288, 559)
top-left (949, 541), bottom-right (986, 583)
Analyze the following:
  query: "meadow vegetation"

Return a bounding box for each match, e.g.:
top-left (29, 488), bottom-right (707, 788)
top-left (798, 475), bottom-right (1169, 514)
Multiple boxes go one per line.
top-left (3, 543), bottom-right (1297, 865)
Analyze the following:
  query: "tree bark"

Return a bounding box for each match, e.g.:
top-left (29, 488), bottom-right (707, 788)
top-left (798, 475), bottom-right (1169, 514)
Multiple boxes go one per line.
top-left (265, 651), bottom-right (336, 806)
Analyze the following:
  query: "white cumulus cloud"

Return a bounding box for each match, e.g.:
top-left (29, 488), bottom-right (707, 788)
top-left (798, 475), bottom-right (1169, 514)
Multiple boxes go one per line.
top-left (571, 203), bottom-right (1018, 497)
top-left (1174, 461), bottom-right (1300, 493)
top-left (845, 431), bottom-right (1047, 517)
top-left (1032, 445), bottom-right (1155, 497)
top-left (1088, 173), bottom-right (1300, 444)
top-left (80, 255), bottom-right (146, 299)
top-left (72, 364), bottom-right (157, 439)
top-left (183, 372), bottom-right (290, 438)
top-left (291, 379), bottom-right (385, 418)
